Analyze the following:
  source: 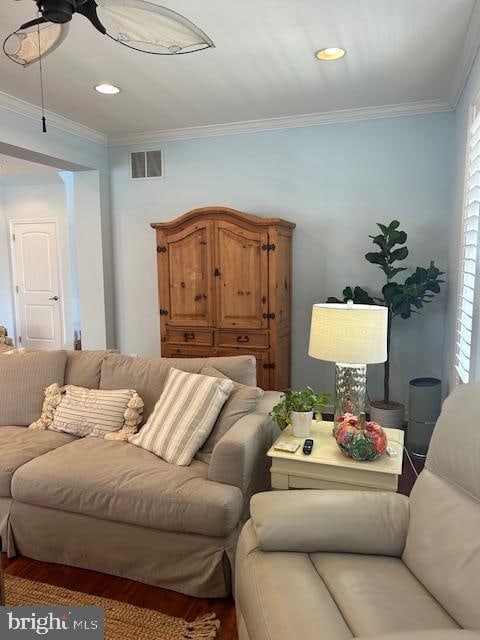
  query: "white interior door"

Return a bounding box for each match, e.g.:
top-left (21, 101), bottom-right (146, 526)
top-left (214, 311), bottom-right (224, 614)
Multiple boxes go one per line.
top-left (10, 220), bottom-right (63, 350)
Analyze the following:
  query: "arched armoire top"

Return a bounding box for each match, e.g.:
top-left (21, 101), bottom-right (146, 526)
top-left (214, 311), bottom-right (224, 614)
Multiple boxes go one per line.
top-left (151, 206), bottom-right (296, 231)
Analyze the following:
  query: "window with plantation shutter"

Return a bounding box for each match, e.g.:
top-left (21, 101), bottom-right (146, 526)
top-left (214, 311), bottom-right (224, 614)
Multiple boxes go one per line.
top-left (456, 98), bottom-right (480, 383)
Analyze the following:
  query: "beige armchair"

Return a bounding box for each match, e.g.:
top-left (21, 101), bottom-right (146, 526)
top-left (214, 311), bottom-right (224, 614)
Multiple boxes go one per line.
top-left (235, 382), bottom-right (480, 640)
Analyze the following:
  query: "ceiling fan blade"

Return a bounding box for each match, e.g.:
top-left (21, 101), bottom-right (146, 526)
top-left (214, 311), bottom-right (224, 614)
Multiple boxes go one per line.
top-left (3, 21), bottom-right (69, 66)
top-left (95, 0), bottom-right (214, 54)
top-left (20, 16), bottom-right (48, 30)
top-left (76, 0), bottom-right (107, 35)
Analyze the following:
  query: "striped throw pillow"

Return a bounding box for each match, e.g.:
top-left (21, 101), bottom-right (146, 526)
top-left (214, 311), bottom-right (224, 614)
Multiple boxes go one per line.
top-left (49, 385), bottom-right (143, 438)
top-left (129, 367), bottom-right (233, 466)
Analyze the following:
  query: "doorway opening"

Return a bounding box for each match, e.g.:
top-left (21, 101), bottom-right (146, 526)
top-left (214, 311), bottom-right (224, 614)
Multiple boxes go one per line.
top-left (0, 144), bottom-right (108, 351)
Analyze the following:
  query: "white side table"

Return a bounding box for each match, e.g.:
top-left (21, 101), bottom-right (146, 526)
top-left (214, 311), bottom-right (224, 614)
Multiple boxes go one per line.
top-left (268, 420), bottom-right (404, 491)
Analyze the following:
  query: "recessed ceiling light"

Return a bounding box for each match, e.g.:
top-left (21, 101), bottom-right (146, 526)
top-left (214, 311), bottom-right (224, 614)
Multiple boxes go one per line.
top-left (94, 83), bottom-right (121, 95)
top-left (315, 47), bottom-right (346, 61)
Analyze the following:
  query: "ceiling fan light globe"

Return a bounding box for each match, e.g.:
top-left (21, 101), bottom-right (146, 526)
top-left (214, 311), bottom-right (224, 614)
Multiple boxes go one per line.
top-left (3, 22), bottom-right (69, 66)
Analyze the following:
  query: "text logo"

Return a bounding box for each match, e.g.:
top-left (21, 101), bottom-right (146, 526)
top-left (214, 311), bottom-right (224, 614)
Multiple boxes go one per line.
top-left (0, 607), bottom-right (104, 638)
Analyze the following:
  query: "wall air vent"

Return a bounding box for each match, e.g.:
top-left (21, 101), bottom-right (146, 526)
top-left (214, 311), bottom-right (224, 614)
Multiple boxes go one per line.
top-left (130, 150), bottom-right (164, 179)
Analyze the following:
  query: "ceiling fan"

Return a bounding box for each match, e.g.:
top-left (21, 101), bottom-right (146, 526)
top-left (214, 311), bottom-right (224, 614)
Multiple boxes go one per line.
top-left (4, 0), bottom-right (215, 67)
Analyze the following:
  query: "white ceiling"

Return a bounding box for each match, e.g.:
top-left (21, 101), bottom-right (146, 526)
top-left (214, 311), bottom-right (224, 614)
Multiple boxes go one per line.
top-left (0, 0), bottom-right (479, 140)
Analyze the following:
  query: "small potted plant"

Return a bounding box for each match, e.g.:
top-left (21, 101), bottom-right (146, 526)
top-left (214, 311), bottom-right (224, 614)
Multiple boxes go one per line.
top-left (270, 388), bottom-right (331, 437)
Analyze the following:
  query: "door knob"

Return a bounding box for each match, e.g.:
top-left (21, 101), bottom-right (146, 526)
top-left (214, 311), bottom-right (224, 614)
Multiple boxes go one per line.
top-left (49, 296), bottom-right (59, 301)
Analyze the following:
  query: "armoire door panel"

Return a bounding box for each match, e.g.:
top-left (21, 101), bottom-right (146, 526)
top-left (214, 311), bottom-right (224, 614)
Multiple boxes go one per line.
top-left (215, 222), bottom-right (268, 329)
top-left (273, 230), bottom-right (293, 331)
top-left (166, 223), bottom-right (214, 326)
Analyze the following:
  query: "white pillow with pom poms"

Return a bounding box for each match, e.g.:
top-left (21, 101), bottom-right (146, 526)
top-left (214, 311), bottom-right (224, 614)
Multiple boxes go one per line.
top-left (29, 384), bottom-right (143, 440)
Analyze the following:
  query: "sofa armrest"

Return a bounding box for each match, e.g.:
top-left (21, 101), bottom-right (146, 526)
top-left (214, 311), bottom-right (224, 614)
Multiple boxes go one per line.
top-left (251, 489), bottom-right (409, 556)
top-left (357, 633), bottom-right (480, 640)
top-left (208, 413), bottom-right (275, 494)
top-left (208, 391), bottom-right (281, 511)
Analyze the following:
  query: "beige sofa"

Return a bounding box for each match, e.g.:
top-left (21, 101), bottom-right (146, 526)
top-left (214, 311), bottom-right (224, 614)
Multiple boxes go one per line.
top-left (235, 382), bottom-right (480, 639)
top-left (0, 350), bottom-right (281, 597)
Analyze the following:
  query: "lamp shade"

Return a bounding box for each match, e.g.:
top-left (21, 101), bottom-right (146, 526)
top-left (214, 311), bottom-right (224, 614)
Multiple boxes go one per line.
top-left (308, 302), bottom-right (388, 364)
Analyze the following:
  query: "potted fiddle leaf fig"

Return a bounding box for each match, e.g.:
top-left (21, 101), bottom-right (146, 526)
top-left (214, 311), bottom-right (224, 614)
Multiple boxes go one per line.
top-left (327, 220), bottom-right (444, 427)
top-left (270, 388), bottom-right (331, 437)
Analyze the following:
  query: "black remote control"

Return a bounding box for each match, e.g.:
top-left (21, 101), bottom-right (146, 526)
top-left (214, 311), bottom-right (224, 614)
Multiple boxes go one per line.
top-left (303, 438), bottom-right (314, 455)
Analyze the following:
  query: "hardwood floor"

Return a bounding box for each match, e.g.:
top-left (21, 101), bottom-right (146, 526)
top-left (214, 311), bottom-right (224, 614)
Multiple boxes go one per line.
top-left (2, 555), bottom-right (238, 640)
top-left (2, 449), bottom-right (423, 640)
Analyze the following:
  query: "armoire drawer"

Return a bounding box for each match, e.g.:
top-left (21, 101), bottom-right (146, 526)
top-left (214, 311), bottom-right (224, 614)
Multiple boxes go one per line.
top-left (217, 330), bottom-right (269, 349)
top-left (167, 328), bottom-right (214, 346)
top-left (163, 345), bottom-right (215, 358)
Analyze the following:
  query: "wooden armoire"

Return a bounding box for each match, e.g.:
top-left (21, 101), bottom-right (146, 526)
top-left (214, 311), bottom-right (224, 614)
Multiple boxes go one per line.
top-left (151, 207), bottom-right (295, 390)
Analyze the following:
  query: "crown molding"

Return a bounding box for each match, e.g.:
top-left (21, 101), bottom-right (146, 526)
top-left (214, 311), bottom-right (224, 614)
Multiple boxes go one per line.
top-left (448, 0), bottom-right (480, 108)
top-left (0, 90), bottom-right (452, 149)
top-left (0, 91), bottom-right (108, 147)
top-left (108, 99), bottom-right (453, 146)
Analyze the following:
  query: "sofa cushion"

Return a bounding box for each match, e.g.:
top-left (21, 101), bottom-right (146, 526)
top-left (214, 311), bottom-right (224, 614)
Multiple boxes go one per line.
top-left (236, 548), bottom-right (353, 640)
top-left (237, 549), bottom-right (458, 640)
top-left (65, 350), bottom-right (117, 389)
top-left (310, 553), bottom-right (458, 637)
top-left (403, 469), bottom-right (480, 630)
top-left (100, 354), bottom-right (257, 422)
top-left (0, 351), bottom-right (67, 426)
top-left (12, 437), bottom-right (243, 537)
top-left (0, 426), bottom-right (77, 497)
top-left (198, 366), bottom-right (263, 455)
top-left (403, 382), bottom-right (480, 629)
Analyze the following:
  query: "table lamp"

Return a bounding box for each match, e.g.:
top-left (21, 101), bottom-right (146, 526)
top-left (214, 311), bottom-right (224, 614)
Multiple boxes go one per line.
top-left (308, 301), bottom-right (388, 422)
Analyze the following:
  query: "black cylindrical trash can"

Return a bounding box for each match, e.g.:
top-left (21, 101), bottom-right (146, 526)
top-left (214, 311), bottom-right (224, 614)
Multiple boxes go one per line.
top-left (407, 377), bottom-right (441, 457)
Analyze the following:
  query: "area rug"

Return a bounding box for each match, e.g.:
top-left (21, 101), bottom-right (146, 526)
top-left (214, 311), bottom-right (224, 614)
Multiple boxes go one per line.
top-left (4, 574), bottom-right (220, 639)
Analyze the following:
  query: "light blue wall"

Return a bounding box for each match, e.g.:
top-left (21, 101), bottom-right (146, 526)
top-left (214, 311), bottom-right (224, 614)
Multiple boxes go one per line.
top-left (109, 112), bottom-right (453, 405)
top-left (0, 185), bottom-right (13, 336)
top-left (445, 51), bottom-right (480, 390)
top-left (60, 172), bottom-right (81, 341)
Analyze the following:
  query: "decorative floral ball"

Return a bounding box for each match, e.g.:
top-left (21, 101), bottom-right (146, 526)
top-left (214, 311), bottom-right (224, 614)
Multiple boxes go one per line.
top-left (334, 413), bottom-right (387, 461)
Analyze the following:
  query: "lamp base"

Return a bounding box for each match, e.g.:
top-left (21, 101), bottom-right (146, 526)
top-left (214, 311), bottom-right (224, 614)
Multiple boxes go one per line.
top-left (334, 362), bottom-right (367, 423)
